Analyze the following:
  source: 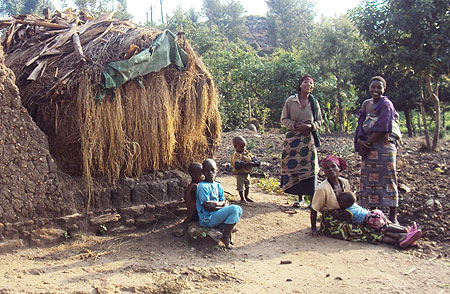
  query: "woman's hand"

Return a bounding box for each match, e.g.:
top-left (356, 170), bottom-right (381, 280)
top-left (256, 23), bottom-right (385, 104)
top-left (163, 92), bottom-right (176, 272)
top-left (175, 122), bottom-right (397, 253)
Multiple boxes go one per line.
top-left (294, 122), bottom-right (312, 135)
top-left (311, 228), bottom-right (320, 237)
top-left (357, 139), bottom-right (368, 157)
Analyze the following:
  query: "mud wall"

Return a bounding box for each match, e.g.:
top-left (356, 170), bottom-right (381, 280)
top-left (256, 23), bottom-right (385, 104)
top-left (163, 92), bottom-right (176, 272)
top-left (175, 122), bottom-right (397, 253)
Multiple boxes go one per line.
top-left (0, 46), bottom-right (188, 251)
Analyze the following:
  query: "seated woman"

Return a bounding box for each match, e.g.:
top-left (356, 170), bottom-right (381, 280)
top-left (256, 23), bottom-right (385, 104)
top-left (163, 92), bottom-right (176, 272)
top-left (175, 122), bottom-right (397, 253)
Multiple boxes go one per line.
top-left (196, 159), bottom-right (243, 249)
top-left (310, 155), bottom-right (420, 248)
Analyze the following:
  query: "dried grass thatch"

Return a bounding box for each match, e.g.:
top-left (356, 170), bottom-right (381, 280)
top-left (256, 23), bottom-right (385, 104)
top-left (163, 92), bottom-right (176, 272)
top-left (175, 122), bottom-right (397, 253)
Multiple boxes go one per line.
top-left (1, 9), bottom-right (221, 191)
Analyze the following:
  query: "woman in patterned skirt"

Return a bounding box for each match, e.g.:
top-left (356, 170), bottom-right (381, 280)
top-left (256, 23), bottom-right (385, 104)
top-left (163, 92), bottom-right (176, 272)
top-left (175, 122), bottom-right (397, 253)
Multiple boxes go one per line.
top-left (280, 75), bottom-right (322, 207)
top-left (354, 76), bottom-right (402, 224)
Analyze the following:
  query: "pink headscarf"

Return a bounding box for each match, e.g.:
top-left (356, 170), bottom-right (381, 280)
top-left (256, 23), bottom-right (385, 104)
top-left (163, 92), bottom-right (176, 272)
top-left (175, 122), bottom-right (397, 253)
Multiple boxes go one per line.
top-left (321, 155), bottom-right (347, 171)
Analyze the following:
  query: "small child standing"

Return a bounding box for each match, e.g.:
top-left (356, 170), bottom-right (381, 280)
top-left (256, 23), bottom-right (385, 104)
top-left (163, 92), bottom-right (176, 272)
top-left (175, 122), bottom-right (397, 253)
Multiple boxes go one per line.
top-left (231, 136), bottom-right (260, 203)
top-left (337, 191), bottom-right (422, 249)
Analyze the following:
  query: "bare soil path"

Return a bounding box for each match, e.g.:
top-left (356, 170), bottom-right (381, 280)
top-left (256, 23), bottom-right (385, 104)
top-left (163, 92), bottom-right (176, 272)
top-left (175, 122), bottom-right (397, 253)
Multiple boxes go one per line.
top-left (0, 175), bottom-right (448, 294)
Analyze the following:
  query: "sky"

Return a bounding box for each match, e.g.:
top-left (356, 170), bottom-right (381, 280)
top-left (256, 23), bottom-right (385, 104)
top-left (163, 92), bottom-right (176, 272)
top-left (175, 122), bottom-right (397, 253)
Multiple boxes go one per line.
top-left (128, 0), bottom-right (362, 23)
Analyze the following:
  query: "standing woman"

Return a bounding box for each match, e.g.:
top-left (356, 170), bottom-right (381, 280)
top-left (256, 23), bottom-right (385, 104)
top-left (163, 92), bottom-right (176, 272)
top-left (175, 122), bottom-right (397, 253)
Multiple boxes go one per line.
top-left (280, 75), bottom-right (322, 207)
top-left (355, 76), bottom-right (402, 223)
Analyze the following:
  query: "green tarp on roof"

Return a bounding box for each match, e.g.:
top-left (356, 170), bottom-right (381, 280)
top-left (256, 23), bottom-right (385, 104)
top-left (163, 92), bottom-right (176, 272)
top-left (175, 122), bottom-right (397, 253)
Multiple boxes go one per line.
top-left (97, 29), bottom-right (188, 100)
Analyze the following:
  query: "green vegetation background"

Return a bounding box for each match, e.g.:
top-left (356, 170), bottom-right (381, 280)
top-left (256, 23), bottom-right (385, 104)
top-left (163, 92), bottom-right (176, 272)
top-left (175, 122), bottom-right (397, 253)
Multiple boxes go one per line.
top-left (2, 0), bottom-right (449, 141)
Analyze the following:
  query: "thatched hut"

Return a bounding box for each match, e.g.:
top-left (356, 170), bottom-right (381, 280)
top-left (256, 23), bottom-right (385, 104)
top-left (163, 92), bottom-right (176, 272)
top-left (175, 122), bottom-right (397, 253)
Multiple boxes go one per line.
top-left (1, 9), bottom-right (221, 188)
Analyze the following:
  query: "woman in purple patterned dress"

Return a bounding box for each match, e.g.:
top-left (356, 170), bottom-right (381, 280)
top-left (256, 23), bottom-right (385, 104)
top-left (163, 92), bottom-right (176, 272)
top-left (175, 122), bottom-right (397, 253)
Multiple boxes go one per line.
top-left (355, 76), bottom-right (402, 224)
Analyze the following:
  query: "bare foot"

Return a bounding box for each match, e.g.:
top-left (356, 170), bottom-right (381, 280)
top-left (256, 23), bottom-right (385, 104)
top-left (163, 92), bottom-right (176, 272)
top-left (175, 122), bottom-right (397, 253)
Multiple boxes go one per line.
top-left (245, 197), bottom-right (254, 202)
top-left (222, 236), bottom-right (233, 249)
top-left (240, 198), bottom-right (248, 204)
top-left (390, 217), bottom-right (399, 225)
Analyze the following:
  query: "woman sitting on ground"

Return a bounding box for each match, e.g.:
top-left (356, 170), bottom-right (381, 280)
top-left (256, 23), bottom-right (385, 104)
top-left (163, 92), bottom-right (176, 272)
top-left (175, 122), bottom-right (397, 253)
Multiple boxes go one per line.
top-left (310, 155), bottom-right (420, 248)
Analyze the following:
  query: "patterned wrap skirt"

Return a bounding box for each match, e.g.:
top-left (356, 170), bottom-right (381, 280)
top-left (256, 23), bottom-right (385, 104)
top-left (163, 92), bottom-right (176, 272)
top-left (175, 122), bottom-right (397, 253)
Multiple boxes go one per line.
top-left (320, 210), bottom-right (383, 243)
top-left (359, 141), bottom-right (399, 208)
top-left (281, 131), bottom-right (319, 193)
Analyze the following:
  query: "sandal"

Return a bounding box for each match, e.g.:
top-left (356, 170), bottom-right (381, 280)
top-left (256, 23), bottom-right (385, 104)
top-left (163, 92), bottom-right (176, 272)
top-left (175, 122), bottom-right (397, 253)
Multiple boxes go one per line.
top-left (293, 201), bottom-right (309, 208)
top-left (408, 222), bottom-right (418, 246)
top-left (399, 229), bottom-right (422, 249)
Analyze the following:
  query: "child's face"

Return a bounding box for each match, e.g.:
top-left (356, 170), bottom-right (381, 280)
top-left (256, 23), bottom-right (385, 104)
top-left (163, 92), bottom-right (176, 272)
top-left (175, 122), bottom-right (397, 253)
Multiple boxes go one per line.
top-left (191, 171), bottom-right (204, 183)
top-left (203, 161), bottom-right (218, 182)
top-left (234, 141), bottom-right (245, 153)
top-left (322, 160), bottom-right (340, 179)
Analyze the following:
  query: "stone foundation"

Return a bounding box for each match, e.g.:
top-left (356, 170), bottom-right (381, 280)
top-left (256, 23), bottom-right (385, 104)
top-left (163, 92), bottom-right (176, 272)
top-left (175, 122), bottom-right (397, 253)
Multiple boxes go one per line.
top-left (0, 170), bottom-right (189, 250)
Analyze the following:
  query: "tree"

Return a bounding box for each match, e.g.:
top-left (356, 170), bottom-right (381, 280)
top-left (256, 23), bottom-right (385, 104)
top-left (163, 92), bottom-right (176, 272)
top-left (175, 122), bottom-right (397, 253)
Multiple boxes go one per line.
top-left (112, 0), bottom-right (132, 20)
top-left (73, 0), bottom-right (97, 12)
top-left (202, 0), bottom-right (246, 41)
top-left (163, 6), bottom-right (224, 56)
top-left (70, 0), bottom-right (133, 19)
top-left (165, 6), bottom-right (198, 33)
top-left (265, 0), bottom-right (315, 50)
top-left (23, 0), bottom-right (41, 14)
top-left (258, 48), bottom-right (323, 126)
top-left (0, 0), bottom-right (23, 16)
top-left (309, 15), bottom-right (364, 131)
top-left (352, 0), bottom-right (450, 151)
top-left (0, 0), bottom-right (54, 16)
top-left (202, 41), bottom-right (268, 130)
top-left (202, 0), bottom-right (222, 30)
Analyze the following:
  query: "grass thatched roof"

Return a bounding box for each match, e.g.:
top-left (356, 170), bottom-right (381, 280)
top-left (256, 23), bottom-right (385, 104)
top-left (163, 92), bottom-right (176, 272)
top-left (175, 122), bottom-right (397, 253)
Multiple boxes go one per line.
top-left (1, 9), bottom-right (221, 191)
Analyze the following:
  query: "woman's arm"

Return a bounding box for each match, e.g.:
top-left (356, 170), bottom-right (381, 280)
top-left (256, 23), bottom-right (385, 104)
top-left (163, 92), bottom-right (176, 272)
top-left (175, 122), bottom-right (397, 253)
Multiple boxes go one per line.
top-left (281, 97), bottom-right (296, 129)
top-left (342, 210), bottom-right (353, 223)
top-left (310, 209), bottom-right (320, 237)
top-left (365, 132), bottom-right (385, 145)
top-left (361, 99), bottom-right (371, 113)
top-left (311, 102), bottom-right (322, 131)
top-left (310, 185), bottom-right (326, 237)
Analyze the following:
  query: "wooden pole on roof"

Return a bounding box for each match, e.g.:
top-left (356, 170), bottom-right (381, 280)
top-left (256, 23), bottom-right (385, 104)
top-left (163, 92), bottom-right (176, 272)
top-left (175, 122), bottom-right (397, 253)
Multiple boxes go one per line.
top-left (0, 19), bottom-right (69, 29)
top-left (150, 4), bottom-right (153, 23)
top-left (160, 0), bottom-right (164, 24)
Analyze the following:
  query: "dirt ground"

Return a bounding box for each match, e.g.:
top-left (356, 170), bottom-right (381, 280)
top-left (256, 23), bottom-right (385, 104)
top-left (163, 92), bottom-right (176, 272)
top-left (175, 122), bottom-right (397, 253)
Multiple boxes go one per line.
top-left (0, 175), bottom-right (449, 294)
top-left (215, 129), bottom-right (450, 255)
top-left (0, 131), bottom-right (449, 293)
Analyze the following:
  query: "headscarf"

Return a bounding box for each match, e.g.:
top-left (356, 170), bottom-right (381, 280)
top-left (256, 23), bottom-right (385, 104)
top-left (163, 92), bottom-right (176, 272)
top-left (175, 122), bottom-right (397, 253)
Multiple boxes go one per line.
top-left (321, 155), bottom-right (347, 171)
